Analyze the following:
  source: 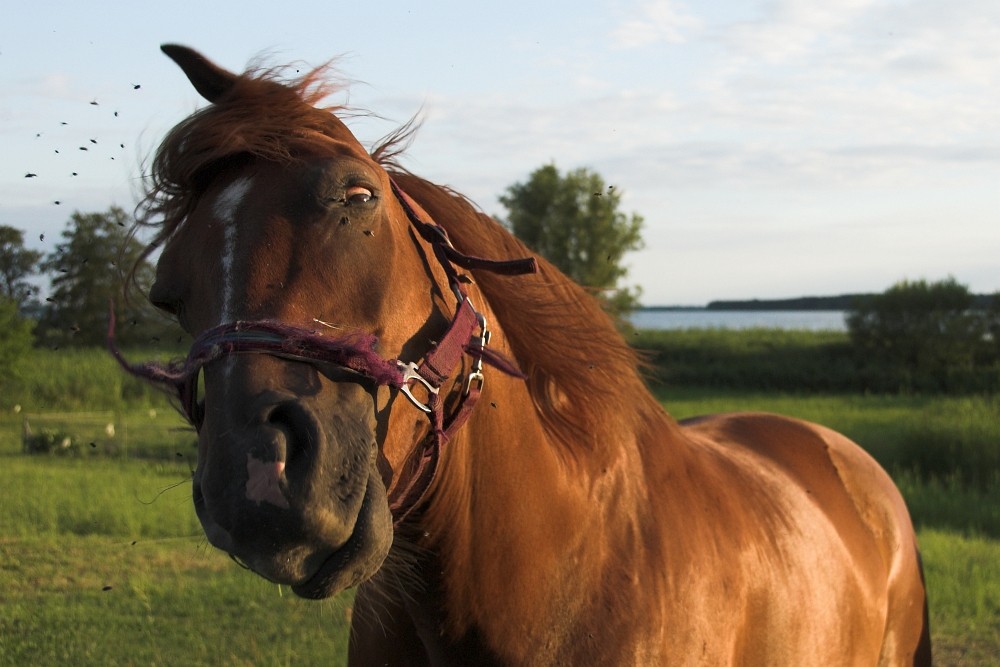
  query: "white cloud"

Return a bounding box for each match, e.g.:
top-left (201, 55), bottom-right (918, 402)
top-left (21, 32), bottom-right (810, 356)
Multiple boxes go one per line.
top-left (611, 0), bottom-right (702, 48)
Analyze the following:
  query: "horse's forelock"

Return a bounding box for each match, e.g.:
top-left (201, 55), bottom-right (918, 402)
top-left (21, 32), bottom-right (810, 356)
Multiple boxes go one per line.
top-left (135, 59), bottom-right (363, 248)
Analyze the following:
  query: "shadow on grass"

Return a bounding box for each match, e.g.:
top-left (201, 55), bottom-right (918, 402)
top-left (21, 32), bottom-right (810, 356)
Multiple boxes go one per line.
top-left (895, 472), bottom-right (1000, 539)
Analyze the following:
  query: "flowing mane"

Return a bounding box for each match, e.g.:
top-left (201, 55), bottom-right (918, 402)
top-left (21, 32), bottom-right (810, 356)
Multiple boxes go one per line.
top-left (385, 172), bottom-right (670, 464)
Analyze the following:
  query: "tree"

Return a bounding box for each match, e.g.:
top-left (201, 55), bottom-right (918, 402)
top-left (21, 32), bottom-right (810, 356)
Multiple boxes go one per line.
top-left (498, 164), bottom-right (645, 318)
top-left (0, 298), bottom-right (35, 382)
top-left (37, 207), bottom-right (164, 347)
top-left (847, 277), bottom-right (991, 390)
top-left (0, 225), bottom-right (43, 309)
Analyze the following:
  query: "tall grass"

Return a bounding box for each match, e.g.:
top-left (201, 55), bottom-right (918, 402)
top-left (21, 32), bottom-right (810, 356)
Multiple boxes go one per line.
top-left (894, 396), bottom-right (1000, 489)
top-left (634, 327), bottom-right (1000, 393)
top-left (634, 328), bottom-right (857, 391)
top-left (2, 346), bottom-right (183, 413)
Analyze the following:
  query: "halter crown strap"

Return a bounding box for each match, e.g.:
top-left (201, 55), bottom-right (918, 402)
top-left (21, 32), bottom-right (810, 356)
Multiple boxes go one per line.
top-left (390, 182), bottom-right (537, 279)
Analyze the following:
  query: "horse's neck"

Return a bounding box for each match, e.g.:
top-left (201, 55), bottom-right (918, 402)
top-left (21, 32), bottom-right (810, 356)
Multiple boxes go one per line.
top-left (416, 365), bottom-right (677, 663)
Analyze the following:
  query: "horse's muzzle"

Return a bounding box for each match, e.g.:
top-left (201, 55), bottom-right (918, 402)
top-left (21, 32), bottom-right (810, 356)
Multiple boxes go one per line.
top-left (191, 376), bottom-right (393, 597)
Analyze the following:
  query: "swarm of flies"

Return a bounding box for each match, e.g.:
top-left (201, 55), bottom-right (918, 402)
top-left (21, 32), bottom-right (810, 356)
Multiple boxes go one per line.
top-left (25, 81), bottom-right (142, 211)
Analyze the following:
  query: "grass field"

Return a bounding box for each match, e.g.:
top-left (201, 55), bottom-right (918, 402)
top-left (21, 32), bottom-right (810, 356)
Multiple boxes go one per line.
top-left (1, 342), bottom-right (998, 664)
top-left (0, 459), bottom-right (354, 665)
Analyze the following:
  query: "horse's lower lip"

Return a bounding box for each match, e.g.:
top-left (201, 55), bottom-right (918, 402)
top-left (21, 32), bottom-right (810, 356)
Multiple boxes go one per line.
top-left (290, 486), bottom-right (374, 599)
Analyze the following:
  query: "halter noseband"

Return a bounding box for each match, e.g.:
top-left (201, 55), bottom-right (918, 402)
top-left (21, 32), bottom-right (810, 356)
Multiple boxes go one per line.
top-left (109, 181), bottom-right (536, 526)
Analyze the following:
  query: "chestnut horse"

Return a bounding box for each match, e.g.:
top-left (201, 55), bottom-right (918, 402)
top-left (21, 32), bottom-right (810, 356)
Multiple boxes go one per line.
top-left (115, 45), bottom-right (931, 665)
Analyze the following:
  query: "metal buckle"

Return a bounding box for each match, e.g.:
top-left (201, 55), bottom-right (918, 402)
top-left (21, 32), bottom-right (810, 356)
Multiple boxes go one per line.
top-left (397, 361), bottom-right (438, 413)
top-left (463, 369), bottom-right (485, 396)
top-left (463, 315), bottom-right (490, 397)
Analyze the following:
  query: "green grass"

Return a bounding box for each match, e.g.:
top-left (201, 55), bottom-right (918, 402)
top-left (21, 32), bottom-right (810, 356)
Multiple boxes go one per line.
top-left (2, 345), bottom-right (184, 413)
top-left (1, 343), bottom-right (998, 663)
top-left (1, 431), bottom-right (996, 664)
top-left (0, 536), bottom-right (354, 666)
top-left (0, 455), bottom-right (354, 666)
top-left (918, 530), bottom-right (1000, 665)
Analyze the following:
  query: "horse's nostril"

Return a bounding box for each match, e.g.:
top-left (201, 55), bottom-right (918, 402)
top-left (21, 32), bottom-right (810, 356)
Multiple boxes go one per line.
top-left (263, 402), bottom-right (313, 463)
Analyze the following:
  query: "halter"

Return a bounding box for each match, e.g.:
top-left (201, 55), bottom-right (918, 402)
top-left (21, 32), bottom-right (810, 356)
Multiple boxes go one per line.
top-left (109, 181), bottom-right (537, 525)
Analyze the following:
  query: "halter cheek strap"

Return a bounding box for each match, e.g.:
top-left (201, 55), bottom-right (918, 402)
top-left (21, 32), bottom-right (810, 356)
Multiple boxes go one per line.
top-left (109, 182), bottom-right (537, 526)
top-left (375, 183), bottom-right (537, 523)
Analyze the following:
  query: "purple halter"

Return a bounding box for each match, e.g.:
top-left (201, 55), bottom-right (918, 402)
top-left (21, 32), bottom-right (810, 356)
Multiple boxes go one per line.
top-left (109, 181), bottom-right (536, 525)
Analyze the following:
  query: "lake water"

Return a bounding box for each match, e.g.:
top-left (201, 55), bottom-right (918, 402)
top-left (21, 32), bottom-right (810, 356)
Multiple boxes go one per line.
top-left (629, 310), bottom-right (848, 332)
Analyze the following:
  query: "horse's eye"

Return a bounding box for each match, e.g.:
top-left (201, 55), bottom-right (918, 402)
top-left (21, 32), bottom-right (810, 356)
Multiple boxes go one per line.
top-left (346, 186), bottom-right (373, 205)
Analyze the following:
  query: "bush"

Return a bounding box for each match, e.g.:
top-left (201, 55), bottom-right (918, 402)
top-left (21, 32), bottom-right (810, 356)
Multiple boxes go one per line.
top-left (847, 278), bottom-right (999, 392)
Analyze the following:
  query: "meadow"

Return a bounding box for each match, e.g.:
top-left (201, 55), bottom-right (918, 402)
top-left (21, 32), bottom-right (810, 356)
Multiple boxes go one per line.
top-left (1, 334), bottom-right (998, 665)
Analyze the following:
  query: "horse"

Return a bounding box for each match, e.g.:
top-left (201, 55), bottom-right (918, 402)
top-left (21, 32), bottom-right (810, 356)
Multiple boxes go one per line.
top-left (113, 44), bottom-right (932, 665)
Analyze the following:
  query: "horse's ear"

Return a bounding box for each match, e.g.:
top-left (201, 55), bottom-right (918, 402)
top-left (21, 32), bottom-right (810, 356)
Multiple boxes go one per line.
top-left (160, 44), bottom-right (237, 103)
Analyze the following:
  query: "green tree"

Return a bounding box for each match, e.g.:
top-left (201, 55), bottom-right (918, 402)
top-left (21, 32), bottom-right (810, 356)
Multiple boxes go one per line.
top-left (498, 164), bottom-right (645, 318)
top-left (0, 298), bottom-right (35, 383)
top-left (37, 207), bottom-right (162, 347)
top-left (847, 277), bottom-right (990, 390)
top-left (0, 225), bottom-right (43, 308)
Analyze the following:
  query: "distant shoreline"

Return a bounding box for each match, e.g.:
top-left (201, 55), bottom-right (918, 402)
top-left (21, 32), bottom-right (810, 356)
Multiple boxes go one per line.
top-left (639, 294), bottom-right (863, 311)
top-left (641, 293), bottom-right (994, 312)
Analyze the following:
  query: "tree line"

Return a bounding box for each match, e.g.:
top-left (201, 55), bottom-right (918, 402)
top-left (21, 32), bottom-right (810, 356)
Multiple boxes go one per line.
top-left (0, 206), bottom-right (175, 353)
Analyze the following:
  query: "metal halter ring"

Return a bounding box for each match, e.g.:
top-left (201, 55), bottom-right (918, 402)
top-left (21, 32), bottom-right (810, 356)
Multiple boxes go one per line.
top-left (397, 361), bottom-right (438, 414)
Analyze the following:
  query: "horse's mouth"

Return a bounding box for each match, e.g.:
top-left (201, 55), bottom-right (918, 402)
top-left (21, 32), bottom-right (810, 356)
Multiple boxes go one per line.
top-left (195, 467), bottom-right (393, 599)
top-left (290, 477), bottom-right (391, 599)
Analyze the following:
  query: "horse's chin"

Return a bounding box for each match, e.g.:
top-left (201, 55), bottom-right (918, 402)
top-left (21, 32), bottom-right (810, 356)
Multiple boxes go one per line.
top-left (290, 476), bottom-right (394, 599)
top-left (196, 469), bottom-right (393, 599)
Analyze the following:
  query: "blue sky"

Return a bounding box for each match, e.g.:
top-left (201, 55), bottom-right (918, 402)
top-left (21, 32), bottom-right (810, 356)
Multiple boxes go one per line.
top-left (2, 0), bottom-right (998, 305)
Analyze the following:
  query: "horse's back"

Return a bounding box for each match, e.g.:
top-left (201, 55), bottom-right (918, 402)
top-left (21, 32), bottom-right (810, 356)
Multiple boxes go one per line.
top-left (678, 412), bottom-right (931, 666)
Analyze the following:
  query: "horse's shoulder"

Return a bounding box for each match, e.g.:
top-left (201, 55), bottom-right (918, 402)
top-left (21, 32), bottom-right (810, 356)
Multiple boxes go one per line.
top-left (685, 410), bottom-right (898, 492)
top-left (677, 411), bottom-right (910, 566)
top-left (679, 410), bottom-right (857, 464)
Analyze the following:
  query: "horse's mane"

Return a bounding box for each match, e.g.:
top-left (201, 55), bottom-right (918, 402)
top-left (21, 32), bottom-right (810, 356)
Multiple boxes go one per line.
top-left (385, 172), bottom-right (666, 463)
top-left (137, 60), bottom-right (667, 464)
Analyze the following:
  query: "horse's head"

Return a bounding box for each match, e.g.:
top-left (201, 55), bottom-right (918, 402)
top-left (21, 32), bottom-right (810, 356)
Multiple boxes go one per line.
top-left (123, 45), bottom-right (532, 599)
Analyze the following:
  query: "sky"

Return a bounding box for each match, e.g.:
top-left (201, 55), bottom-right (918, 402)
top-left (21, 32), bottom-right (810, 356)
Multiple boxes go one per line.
top-left (2, 0), bottom-right (998, 306)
